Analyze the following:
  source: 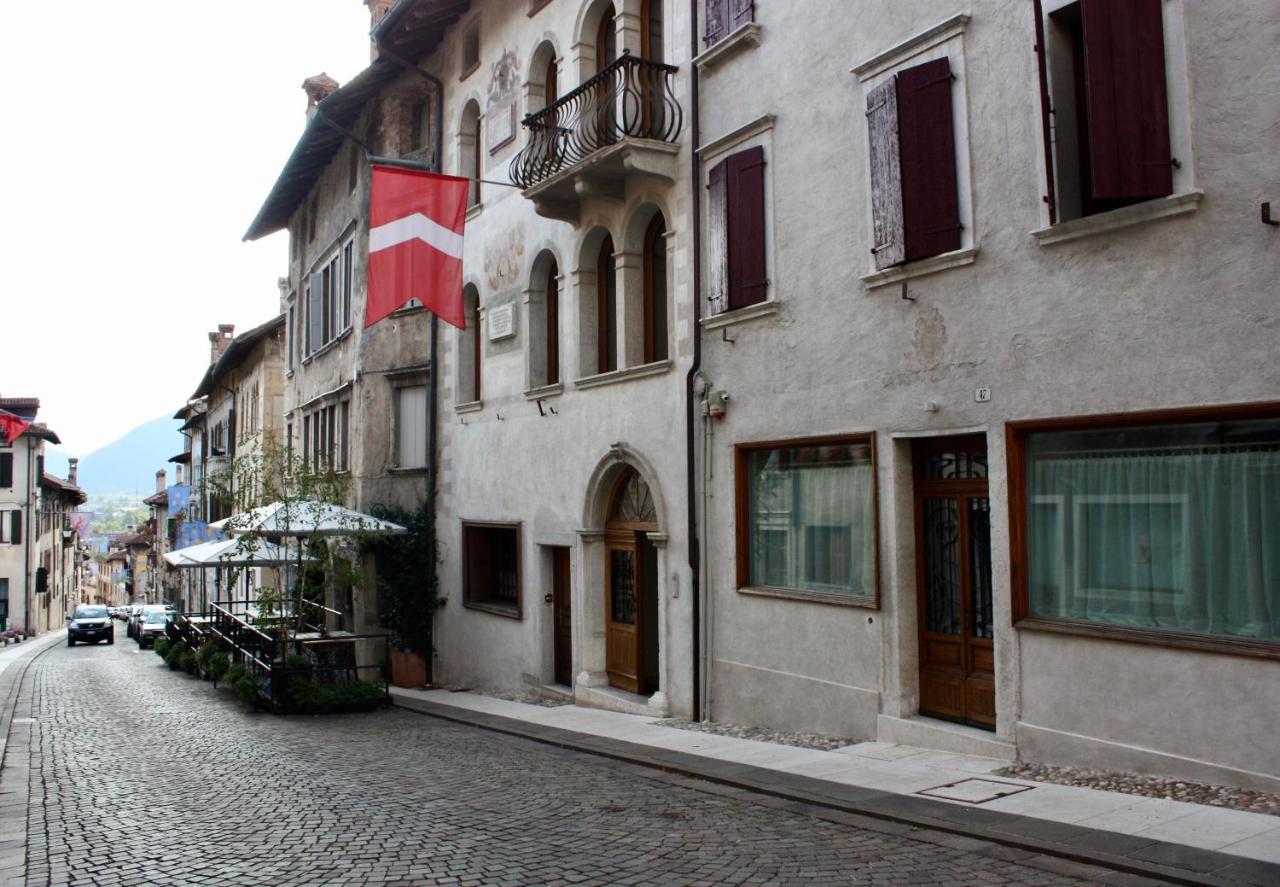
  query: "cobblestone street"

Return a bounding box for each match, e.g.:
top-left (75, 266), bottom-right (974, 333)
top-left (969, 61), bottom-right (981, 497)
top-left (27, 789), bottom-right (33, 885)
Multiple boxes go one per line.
top-left (12, 642), bottom-right (1133, 886)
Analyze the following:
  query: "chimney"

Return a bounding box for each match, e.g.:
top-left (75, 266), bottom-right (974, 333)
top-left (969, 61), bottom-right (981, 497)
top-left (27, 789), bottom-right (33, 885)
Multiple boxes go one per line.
top-left (209, 324), bottom-right (235, 365)
top-left (156, 469), bottom-right (166, 495)
top-left (303, 73), bottom-right (340, 121)
top-left (176, 464), bottom-right (185, 485)
top-left (365, 0), bottom-right (395, 61)
top-left (68, 458), bottom-right (78, 486)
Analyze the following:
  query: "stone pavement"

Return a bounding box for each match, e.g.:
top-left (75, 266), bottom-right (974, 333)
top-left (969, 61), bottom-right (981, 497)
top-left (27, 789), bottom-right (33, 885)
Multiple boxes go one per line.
top-left (391, 689), bottom-right (1280, 887)
top-left (0, 639), bottom-right (1171, 886)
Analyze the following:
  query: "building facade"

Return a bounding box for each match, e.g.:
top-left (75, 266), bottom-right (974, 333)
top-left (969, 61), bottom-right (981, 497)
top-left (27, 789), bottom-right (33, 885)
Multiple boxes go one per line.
top-left (693, 0), bottom-right (1280, 790)
top-left (237, 0), bottom-right (1279, 791)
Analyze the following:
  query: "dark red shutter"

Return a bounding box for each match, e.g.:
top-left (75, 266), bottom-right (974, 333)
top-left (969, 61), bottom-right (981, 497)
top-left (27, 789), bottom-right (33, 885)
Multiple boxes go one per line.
top-left (1033, 0), bottom-right (1057, 223)
top-left (705, 0), bottom-right (729, 46)
top-left (866, 76), bottom-right (905, 269)
top-left (706, 158), bottom-right (729, 315)
top-left (1080, 0), bottom-right (1172, 201)
top-left (726, 146), bottom-right (767, 310)
top-left (895, 57), bottom-right (961, 263)
top-left (729, 0), bottom-right (754, 31)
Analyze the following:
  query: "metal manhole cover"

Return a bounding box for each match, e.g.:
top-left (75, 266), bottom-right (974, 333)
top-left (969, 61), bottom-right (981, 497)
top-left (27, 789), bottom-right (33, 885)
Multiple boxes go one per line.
top-left (916, 778), bottom-right (1033, 804)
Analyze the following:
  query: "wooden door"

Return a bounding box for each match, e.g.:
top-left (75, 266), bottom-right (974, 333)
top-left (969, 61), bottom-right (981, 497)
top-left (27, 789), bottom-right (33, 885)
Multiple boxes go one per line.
top-left (551, 546), bottom-right (572, 687)
top-left (914, 436), bottom-right (996, 730)
top-left (595, 6), bottom-right (617, 148)
top-left (605, 528), bottom-right (641, 693)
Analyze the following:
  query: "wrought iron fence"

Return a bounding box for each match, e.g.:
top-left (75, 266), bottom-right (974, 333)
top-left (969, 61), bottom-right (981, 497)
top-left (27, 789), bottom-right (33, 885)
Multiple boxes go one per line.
top-left (509, 52), bottom-right (681, 189)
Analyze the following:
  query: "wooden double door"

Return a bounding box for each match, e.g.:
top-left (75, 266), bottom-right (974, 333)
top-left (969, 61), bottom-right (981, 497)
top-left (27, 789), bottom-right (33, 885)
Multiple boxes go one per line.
top-left (914, 436), bottom-right (996, 730)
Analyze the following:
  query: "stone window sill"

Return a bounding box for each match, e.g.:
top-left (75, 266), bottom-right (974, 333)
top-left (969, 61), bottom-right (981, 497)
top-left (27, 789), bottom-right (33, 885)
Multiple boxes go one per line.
top-left (574, 360), bottom-right (672, 390)
top-left (695, 23), bottom-right (762, 72)
top-left (1031, 190), bottom-right (1204, 246)
top-left (465, 202), bottom-right (484, 222)
top-left (861, 248), bottom-right (979, 291)
top-left (388, 466), bottom-right (428, 476)
top-left (524, 382), bottom-right (564, 400)
top-left (300, 326), bottom-right (354, 365)
top-left (738, 585), bottom-right (879, 610)
top-left (463, 601), bottom-right (522, 620)
top-left (455, 400), bottom-right (483, 415)
top-left (702, 299), bottom-right (779, 331)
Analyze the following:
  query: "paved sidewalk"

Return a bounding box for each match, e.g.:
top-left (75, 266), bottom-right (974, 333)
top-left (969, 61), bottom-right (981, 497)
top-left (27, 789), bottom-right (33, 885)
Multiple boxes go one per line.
top-left (0, 629), bottom-right (64, 887)
top-left (393, 687), bottom-right (1280, 887)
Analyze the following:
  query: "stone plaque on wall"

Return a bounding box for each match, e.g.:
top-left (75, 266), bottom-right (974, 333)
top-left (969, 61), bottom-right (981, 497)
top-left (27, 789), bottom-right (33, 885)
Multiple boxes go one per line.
top-left (486, 101), bottom-right (516, 154)
top-left (488, 303), bottom-right (516, 341)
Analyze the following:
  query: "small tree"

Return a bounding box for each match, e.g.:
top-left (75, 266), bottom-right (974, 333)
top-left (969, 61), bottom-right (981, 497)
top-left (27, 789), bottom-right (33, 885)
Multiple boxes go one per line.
top-left (360, 503), bottom-right (438, 659)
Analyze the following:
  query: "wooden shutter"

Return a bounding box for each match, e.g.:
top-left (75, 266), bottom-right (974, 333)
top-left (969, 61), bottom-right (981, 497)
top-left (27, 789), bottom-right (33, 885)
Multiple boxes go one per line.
top-left (1032, 0), bottom-right (1057, 223)
top-left (307, 272), bottom-right (323, 353)
top-left (11, 510), bottom-right (20, 546)
top-left (866, 77), bottom-right (905, 269)
top-left (728, 0), bottom-right (753, 31)
top-left (896, 57), bottom-right (961, 263)
top-left (1080, 0), bottom-right (1172, 201)
top-left (726, 146), bottom-right (767, 310)
top-left (705, 0), bottom-right (728, 46)
top-left (706, 158), bottom-right (729, 315)
top-left (0, 453), bottom-right (11, 488)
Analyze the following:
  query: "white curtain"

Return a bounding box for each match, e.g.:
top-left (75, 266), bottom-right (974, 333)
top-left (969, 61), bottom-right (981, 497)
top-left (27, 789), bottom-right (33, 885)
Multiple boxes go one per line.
top-left (1029, 447), bottom-right (1280, 640)
top-left (749, 455), bottom-right (875, 599)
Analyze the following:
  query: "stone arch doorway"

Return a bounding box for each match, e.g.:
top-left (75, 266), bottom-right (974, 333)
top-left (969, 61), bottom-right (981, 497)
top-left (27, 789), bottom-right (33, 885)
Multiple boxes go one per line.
top-left (604, 467), bottom-right (659, 694)
top-left (576, 443), bottom-right (669, 714)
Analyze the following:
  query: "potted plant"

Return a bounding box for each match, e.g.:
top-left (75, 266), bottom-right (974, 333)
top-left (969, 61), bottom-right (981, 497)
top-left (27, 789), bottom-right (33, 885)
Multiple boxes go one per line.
top-left (362, 504), bottom-right (438, 689)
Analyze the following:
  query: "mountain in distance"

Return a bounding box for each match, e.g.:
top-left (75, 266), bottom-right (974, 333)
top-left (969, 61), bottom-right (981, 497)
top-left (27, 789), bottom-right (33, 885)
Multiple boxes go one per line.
top-left (69, 416), bottom-right (183, 497)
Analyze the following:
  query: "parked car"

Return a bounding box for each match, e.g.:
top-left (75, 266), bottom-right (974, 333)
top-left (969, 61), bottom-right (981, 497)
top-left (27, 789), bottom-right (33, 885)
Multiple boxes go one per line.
top-left (126, 605), bottom-right (146, 639)
top-left (136, 609), bottom-right (174, 649)
top-left (68, 605), bottom-right (114, 646)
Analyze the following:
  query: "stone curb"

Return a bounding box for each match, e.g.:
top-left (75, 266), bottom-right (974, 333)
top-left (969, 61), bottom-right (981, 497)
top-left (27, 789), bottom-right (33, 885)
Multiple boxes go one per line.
top-left (0, 633), bottom-right (64, 887)
top-left (393, 694), bottom-right (1280, 887)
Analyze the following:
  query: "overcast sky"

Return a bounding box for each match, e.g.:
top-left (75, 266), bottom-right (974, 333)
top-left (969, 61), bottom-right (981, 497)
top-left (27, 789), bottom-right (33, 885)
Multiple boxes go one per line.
top-left (0, 1), bottom-right (372, 456)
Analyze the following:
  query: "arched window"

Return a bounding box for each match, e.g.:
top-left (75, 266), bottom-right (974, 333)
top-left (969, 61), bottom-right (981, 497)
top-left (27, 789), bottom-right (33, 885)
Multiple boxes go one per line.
top-left (597, 235), bottom-right (617, 373)
top-left (459, 285), bottom-right (481, 403)
top-left (546, 259), bottom-right (560, 385)
top-left (460, 101), bottom-right (482, 208)
top-left (594, 4), bottom-right (617, 149)
top-left (596, 5), bottom-right (617, 71)
top-left (640, 0), bottom-right (664, 135)
top-left (544, 52), bottom-right (559, 108)
top-left (643, 214), bottom-right (667, 363)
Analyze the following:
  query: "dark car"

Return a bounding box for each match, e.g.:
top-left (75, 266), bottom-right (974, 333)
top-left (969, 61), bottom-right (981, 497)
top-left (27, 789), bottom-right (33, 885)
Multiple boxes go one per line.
top-left (68, 605), bottom-right (114, 646)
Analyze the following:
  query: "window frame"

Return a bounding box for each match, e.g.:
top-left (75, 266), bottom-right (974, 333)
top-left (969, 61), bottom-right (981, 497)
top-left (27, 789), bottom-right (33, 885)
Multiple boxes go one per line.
top-left (1007, 401), bottom-right (1280, 660)
top-left (734, 433), bottom-right (881, 609)
top-left (461, 521), bottom-right (523, 619)
top-left (852, 14), bottom-right (977, 288)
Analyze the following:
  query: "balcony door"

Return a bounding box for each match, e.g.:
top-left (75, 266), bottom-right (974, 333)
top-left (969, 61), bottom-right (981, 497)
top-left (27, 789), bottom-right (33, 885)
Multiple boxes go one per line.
top-left (595, 6), bottom-right (618, 148)
top-left (914, 435), bottom-right (996, 730)
top-left (640, 0), bottom-right (665, 135)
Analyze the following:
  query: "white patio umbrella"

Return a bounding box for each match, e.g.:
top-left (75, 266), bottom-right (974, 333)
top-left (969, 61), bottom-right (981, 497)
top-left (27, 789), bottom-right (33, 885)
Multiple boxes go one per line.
top-left (209, 500), bottom-right (407, 633)
top-left (210, 501), bottom-right (408, 537)
top-left (163, 538), bottom-right (313, 568)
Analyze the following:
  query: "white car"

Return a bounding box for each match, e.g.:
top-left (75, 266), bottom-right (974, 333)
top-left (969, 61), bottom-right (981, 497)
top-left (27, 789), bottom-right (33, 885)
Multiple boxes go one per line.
top-left (136, 609), bottom-right (174, 649)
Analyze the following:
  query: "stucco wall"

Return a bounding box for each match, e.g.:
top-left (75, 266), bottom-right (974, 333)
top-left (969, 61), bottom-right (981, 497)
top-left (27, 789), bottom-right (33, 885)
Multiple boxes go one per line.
top-left (696, 0), bottom-right (1280, 781)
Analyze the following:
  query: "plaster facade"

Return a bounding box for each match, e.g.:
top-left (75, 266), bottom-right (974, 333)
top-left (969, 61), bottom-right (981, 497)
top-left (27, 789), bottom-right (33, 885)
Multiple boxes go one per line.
top-left (416, 0), bottom-right (698, 718)
top-left (694, 0), bottom-right (1280, 789)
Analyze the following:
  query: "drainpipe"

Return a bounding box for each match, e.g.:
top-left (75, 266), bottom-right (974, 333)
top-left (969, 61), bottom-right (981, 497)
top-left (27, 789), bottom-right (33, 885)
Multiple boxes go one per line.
top-left (23, 439), bottom-right (33, 634)
top-left (365, 36), bottom-right (445, 683)
top-left (686, 0), bottom-right (704, 721)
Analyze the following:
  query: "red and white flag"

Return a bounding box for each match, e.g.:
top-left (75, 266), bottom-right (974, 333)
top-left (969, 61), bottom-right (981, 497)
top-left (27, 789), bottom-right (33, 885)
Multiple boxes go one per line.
top-left (366, 165), bottom-right (470, 330)
top-left (0, 409), bottom-right (30, 443)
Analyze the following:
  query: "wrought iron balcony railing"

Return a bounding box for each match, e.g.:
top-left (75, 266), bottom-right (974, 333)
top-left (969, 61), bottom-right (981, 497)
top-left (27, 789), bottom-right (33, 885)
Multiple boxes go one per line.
top-left (510, 51), bottom-right (682, 190)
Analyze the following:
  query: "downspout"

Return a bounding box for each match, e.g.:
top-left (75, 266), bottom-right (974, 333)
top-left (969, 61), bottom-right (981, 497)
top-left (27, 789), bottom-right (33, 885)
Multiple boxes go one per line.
top-left (366, 31), bottom-right (445, 683)
top-left (423, 69), bottom-right (444, 686)
top-left (686, 0), bottom-right (704, 721)
top-left (23, 439), bottom-right (33, 634)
